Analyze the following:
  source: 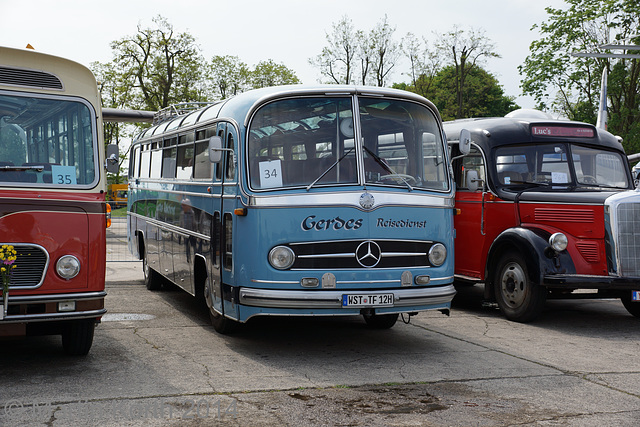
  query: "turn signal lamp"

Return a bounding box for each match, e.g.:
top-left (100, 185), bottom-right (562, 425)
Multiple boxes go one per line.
top-left (106, 203), bottom-right (112, 228)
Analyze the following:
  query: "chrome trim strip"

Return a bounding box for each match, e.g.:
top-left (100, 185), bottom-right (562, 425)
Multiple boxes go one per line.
top-left (239, 284), bottom-right (456, 309)
top-left (0, 309), bottom-right (107, 324)
top-left (8, 291), bottom-right (107, 303)
top-left (251, 279), bottom-right (300, 284)
top-left (297, 252), bottom-right (426, 259)
top-left (247, 190), bottom-right (454, 209)
top-left (128, 212), bottom-right (211, 242)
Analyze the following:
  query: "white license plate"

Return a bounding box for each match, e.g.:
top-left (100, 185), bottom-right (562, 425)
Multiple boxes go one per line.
top-left (342, 294), bottom-right (394, 307)
top-left (632, 291), bottom-right (640, 302)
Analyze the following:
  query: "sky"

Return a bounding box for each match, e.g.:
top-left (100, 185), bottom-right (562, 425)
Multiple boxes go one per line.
top-left (1, 0), bottom-right (567, 109)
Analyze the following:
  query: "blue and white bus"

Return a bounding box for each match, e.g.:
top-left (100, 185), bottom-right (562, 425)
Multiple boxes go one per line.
top-left (127, 85), bottom-right (464, 333)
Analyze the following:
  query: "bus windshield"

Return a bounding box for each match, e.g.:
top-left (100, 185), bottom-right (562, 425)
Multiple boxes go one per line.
top-left (0, 93), bottom-right (97, 186)
top-left (248, 96), bottom-right (448, 191)
top-left (495, 143), bottom-right (629, 189)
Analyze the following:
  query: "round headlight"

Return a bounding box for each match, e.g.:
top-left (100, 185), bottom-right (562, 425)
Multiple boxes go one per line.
top-left (428, 243), bottom-right (447, 267)
top-left (56, 255), bottom-right (81, 279)
top-left (269, 246), bottom-right (295, 270)
top-left (549, 232), bottom-right (568, 252)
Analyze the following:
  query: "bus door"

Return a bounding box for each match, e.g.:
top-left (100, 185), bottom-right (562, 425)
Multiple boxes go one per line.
top-left (454, 145), bottom-right (489, 280)
top-left (208, 122), bottom-right (238, 317)
top-left (220, 123), bottom-right (239, 318)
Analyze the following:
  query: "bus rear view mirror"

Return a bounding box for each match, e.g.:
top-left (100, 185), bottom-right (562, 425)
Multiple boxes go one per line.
top-left (106, 144), bottom-right (119, 173)
top-left (466, 169), bottom-right (482, 192)
top-left (208, 136), bottom-right (223, 163)
top-left (459, 129), bottom-right (471, 156)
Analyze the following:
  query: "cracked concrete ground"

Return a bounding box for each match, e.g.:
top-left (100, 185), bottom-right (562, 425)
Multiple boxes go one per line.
top-left (1, 264), bottom-right (639, 426)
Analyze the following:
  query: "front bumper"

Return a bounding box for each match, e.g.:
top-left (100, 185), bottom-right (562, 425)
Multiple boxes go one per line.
top-left (543, 274), bottom-right (640, 290)
top-left (239, 284), bottom-right (457, 309)
top-left (0, 291), bottom-right (106, 324)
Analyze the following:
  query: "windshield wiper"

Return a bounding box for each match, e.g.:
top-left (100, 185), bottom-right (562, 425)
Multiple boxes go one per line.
top-left (0, 165), bottom-right (44, 172)
top-left (507, 180), bottom-right (551, 188)
top-left (306, 148), bottom-right (355, 191)
top-left (362, 146), bottom-right (413, 191)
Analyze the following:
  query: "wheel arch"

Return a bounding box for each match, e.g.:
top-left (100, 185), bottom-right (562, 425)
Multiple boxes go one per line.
top-left (484, 227), bottom-right (567, 300)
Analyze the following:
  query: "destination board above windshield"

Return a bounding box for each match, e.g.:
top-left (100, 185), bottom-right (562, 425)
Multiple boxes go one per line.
top-left (531, 125), bottom-right (595, 138)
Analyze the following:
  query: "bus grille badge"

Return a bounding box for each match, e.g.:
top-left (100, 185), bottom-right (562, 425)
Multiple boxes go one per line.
top-left (359, 192), bottom-right (375, 210)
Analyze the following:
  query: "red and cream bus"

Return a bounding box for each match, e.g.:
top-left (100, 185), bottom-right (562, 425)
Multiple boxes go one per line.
top-left (446, 110), bottom-right (640, 322)
top-left (0, 46), bottom-right (118, 354)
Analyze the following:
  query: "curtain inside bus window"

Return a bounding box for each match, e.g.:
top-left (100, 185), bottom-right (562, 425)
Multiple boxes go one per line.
top-left (359, 97), bottom-right (449, 191)
top-left (0, 93), bottom-right (97, 186)
top-left (248, 97), bottom-right (357, 189)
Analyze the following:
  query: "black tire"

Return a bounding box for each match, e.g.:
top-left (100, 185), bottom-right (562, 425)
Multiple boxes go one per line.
top-left (203, 276), bottom-right (238, 334)
top-left (493, 252), bottom-right (546, 322)
top-left (620, 292), bottom-right (640, 318)
top-left (62, 320), bottom-right (95, 356)
top-left (209, 310), bottom-right (239, 334)
top-left (143, 250), bottom-right (162, 290)
top-left (363, 313), bottom-right (399, 329)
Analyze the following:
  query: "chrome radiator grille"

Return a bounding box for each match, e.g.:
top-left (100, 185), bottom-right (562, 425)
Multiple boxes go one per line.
top-left (615, 202), bottom-right (640, 276)
top-left (289, 239), bottom-right (433, 270)
top-left (5, 244), bottom-right (49, 289)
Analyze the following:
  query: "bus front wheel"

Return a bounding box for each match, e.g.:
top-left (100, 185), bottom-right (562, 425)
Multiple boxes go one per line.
top-left (493, 253), bottom-right (546, 322)
top-left (204, 277), bottom-right (238, 334)
top-left (62, 320), bottom-right (95, 356)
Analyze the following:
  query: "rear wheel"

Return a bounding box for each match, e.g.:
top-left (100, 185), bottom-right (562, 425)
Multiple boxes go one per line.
top-left (621, 292), bottom-right (640, 318)
top-left (363, 313), bottom-right (398, 329)
top-left (143, 250), bottom-right (161, 290)
top-left (62, 320), bottom-right (95, 356)
top-left (493, 252), bottom-right (546, 322)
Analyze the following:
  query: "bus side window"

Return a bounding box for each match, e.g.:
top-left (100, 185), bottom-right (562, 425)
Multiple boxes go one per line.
top-left (226, 132), bottom-right (235, 181)
top-left (215, 124), bottom-right (226, 181)
top-left (140, 145), bottom-right (151, 178)
top-left (194, 128), bottom-right (213, 180)
top-left (162, 146), bottom-right (177, 178)
top-left (150, 141), bottom-right (162, 179)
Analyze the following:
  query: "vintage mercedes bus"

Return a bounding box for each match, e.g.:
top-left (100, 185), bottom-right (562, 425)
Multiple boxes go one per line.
top-left (128, 85), bottom-right (466, 333)
top-left (0, 46), bottom-right (118, 354)
top-left (446, 110), bottom-right (640, 322)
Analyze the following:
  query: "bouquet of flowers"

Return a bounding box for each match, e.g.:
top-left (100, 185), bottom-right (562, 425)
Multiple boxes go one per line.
top-left (0, 244), bottom-right (17, 296)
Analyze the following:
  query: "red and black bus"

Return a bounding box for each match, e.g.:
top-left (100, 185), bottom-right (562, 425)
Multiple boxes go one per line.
top-left (446, 110), bottom-right (640, 321)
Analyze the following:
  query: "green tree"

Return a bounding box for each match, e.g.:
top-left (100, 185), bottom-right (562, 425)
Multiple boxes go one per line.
top-left (310, 15), bottom-right (359, 84)
top-left (310, 15), bottom-right (400, 86)
top-left (519, 0), bottom-right (640, 153)
top-left (107, 15), bottom-right (206, 111)
top-left (250, 60), bottom-right (301, 89)
top-left (207, 55), bottom-right (250, 100)
top-left (434, 26), bottom-right (501, 118)
top-left (399, 65), bottom-right (518, 121)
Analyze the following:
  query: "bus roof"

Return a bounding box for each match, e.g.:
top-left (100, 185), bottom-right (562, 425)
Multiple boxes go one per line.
top-left (134, 85), bottom-right (440, 143)
top-left (443, 115), bottom-right (624, 153)
top-left (0, 45), bottom-right (101, 112)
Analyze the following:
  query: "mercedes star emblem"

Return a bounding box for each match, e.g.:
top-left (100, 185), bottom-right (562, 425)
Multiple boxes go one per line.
top-left (356, 240), bottom-right (382, 268)
top-left (359, 192), bottom-right (375, 210)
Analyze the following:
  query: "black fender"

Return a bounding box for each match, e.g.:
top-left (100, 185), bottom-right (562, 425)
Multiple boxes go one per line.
top-left (484, 227), bottom-right (576, 300)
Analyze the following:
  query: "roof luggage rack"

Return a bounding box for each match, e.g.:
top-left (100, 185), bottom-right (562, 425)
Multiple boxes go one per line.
top-left (153, 102), bottom-right (215, 125)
